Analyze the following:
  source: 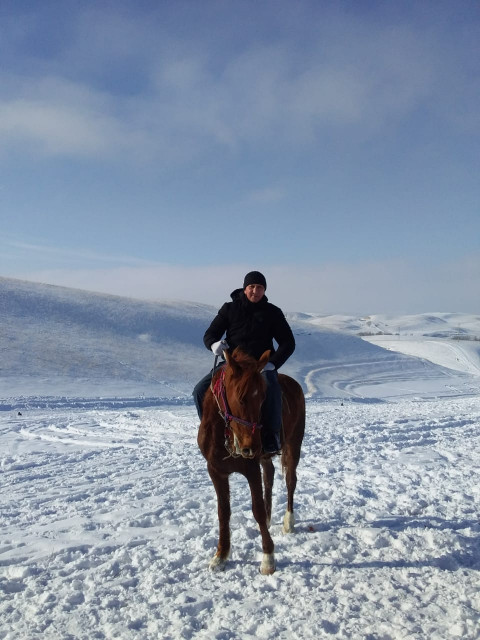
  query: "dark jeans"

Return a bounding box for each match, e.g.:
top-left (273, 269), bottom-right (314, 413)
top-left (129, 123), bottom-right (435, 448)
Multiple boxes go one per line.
top-left (192, 367), bottom-right (219, 420)
top-left (192, 367), bottom-right (282, 451)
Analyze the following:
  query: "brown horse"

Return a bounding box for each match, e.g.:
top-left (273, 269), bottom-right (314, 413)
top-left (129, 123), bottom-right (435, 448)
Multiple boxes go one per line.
top-left (197, 347), bottom-right (305, 574)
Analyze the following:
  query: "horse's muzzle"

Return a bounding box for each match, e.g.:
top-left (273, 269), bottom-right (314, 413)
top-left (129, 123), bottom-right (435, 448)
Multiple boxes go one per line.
top-left (233, 435), bottom-right (252, 458)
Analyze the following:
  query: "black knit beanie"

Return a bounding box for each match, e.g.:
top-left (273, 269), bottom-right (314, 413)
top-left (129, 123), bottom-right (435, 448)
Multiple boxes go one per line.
top-left (243, 271), bottom-right (267, 290)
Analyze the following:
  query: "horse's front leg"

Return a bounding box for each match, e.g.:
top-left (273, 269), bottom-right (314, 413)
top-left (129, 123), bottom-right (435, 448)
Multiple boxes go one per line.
top-left (247, 465), bottom-right (275, 574)
top-left (261, 457), bottom-right (275, 528)
top-left (208, 466), bottom-right (231, 571)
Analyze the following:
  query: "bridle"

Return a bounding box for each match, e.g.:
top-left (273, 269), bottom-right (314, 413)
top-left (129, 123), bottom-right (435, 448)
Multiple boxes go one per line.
top-left (211, 365), bottom-right (263, 436)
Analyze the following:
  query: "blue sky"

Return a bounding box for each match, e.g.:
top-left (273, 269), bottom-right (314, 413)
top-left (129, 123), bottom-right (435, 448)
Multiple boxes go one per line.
top-left (1, 0), bottom-right (479, 314)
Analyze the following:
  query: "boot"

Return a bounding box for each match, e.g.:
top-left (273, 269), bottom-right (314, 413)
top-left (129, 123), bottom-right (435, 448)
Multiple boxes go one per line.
top-left (262, 428), bottom-right (281, 454)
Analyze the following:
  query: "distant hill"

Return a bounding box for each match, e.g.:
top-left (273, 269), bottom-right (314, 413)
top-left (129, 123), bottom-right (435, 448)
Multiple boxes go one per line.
top-left (0, 277), bottom-right (215, 397)
top-left (297, 311), bottom-right (480, 339)
top-left (1, 277), bottom-right (479, 401)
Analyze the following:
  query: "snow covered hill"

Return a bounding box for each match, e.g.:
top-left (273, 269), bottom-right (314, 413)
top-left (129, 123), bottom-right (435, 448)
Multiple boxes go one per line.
top-left (298, 310), bottom-right (480, 386)
top-left (1, 277), bottom-right (480, 639)
top-left (299, 311), bottom-right (480, 339)
top-left (1, 276), bottom-right (479, 403)
top-left (0, 276), bottom-right (215, 398)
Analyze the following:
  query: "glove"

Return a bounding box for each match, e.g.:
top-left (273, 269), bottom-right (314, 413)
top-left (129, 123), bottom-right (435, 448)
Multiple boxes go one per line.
top-left (261, 362), bottom-right (276, 372)
top-left (211, 339), bottom-right (229, 356)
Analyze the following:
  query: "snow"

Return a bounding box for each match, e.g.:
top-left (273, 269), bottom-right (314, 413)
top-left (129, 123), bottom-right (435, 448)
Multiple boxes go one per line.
top-left (363, 336), bottom-right (480, 377)
top-left (1, 277), bottom-right (480, 639)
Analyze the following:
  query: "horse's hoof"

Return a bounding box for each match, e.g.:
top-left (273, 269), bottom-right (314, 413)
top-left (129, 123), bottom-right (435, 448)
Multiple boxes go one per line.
top-left (209, 553), bottom-right (228, 571)
top-left (283, 510), bottom-right (295, 534)
top-left (260, 553), bottom-right (276, 575)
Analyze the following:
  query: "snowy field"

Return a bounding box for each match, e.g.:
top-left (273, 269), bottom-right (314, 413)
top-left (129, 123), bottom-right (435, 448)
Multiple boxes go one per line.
top-left (1, 278), bottom-right (480, 638)
top-left (1, 397), bottom-right (480, 639)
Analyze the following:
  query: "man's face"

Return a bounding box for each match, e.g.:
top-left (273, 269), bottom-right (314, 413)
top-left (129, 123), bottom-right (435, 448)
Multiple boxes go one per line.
top-left (244, 284), bottom-right (265, 303)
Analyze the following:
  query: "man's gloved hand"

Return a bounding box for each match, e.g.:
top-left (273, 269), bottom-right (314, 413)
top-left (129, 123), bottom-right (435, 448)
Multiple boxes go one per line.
top-left (261, 362), bottom-right (276, 372)
top-left (211, 339), bottom-right (229, 356)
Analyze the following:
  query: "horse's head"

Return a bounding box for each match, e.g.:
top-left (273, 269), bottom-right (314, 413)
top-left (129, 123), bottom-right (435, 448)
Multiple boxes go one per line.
top-left (223, 347), bottom-right (270, 459)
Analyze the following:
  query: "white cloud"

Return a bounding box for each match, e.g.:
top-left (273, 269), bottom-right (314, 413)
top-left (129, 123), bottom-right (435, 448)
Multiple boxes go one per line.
top-left (247, 186), bottom-right (286, 204)
top-left (5, 240), bottom-right (156, 266)
top-left (0, 99), bottom-right (112, 156)
top-left (0, 5), bottom-right (466, 163)
top-left (0, 74), bottom-right (143, 158)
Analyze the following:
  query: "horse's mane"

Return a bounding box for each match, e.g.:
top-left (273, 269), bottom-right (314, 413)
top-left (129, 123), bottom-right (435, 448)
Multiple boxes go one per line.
top-left (230, 348), bottom-right (257, 369)
top-left (227, 348), bottom-right (264, 403)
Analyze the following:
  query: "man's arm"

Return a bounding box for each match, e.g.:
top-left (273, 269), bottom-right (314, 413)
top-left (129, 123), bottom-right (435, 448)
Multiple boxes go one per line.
top-left (270, 309), bottom-right (295, 369)
top-left (203, 303), bottom-right (230, 351)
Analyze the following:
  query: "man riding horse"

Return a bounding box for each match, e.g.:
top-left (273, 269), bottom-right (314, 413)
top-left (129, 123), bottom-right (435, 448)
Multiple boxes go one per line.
top-left (193, 270), bottom-right (295, 453)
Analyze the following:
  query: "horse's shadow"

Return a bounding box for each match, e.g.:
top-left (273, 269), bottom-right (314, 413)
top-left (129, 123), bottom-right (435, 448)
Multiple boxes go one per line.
top-left (275, 515), bottom-right (480, 572)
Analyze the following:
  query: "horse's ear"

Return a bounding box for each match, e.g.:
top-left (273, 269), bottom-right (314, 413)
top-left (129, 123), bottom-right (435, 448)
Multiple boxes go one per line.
top-left (258, 350), bottom-right (271, 372)
top-left (225, 349), bottom-right (241, 376)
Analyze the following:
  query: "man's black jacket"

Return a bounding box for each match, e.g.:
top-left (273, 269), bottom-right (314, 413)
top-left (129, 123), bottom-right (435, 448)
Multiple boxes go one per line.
top-left (203, 289), bottom-right (295, 370)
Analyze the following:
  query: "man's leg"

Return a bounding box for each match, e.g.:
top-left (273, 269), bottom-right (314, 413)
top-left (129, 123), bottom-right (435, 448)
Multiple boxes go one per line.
top-left (261, 369), bottom-right (282, 453)
top-left (192, 370), bottom-right (214, 420)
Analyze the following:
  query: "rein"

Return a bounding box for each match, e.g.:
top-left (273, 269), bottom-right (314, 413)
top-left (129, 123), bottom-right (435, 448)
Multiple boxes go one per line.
top-left (211, 365), bottom-right (263, 435)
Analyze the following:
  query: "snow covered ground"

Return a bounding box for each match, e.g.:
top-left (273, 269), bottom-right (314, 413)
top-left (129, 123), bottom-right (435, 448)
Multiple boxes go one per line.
top-left (1, 278), bottom-right (480, 639)
top-left (2, 398), bottom-right (479, 639)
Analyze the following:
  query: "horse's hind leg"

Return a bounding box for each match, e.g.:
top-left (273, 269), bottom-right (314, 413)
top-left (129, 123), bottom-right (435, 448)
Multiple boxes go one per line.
top-left (208, 466), bottom-right (231, 570)
top-left (282, 444), bottom-right (301, 533)
top-left (261, 457), bottom-right (275, 528)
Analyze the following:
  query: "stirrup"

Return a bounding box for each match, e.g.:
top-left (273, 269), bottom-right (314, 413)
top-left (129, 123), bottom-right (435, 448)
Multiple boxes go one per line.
top-left (262, 448), bottom-right (281, 456)
top-left (262, 438), bottom-right (282, 455)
